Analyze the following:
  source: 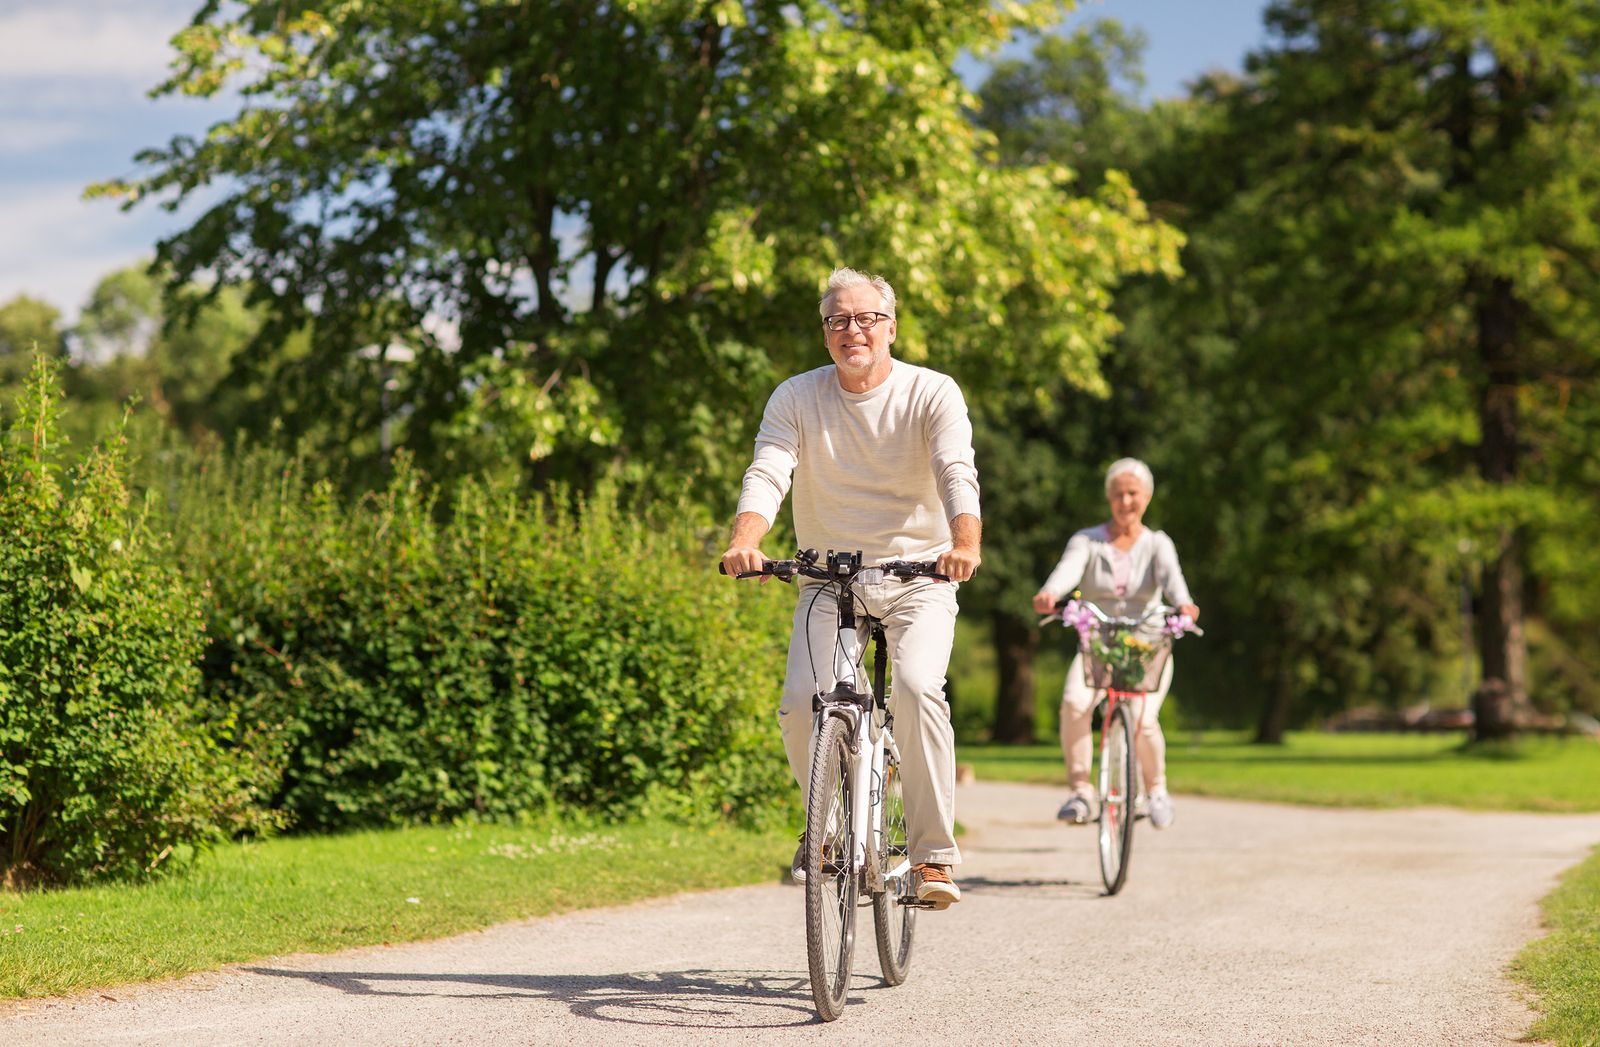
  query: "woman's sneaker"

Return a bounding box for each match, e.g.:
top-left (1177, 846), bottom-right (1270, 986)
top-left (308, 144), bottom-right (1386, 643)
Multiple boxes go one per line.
top-left (790, 834), bottom-right (806, 884)
top-left (914, 864), bottom-right (961, 909)
top-left (1056, 794), bottom-right (1093, 824)
top-left (1149, 793), bottom-right (1175, 830)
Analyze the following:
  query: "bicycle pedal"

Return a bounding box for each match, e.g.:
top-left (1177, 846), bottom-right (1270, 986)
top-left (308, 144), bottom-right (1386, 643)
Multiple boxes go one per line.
top-left (898, 898), bottom-right (939, 909)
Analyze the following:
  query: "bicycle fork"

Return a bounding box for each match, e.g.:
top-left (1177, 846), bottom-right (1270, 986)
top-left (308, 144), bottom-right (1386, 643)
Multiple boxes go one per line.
top-left (1101, 690), bottom-right (1148, 813)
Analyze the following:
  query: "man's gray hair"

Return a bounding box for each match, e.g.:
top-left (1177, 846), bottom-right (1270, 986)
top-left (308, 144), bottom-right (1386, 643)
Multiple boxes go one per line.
top-left (819, 267), bottom-right (897, 317)
top-left (1105, 457), bottom-right (1155, 496)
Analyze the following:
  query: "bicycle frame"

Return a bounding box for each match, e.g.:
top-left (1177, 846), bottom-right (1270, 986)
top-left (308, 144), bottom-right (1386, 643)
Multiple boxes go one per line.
top-left (812, 618), bottom-right (904, 896)
top-left (1099, 687), bottom-right (1146, 799)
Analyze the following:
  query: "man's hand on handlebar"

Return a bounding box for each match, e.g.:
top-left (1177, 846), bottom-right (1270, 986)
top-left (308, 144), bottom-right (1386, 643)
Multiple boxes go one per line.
top-left (721, 545), bottom-right (769, 581)
top-left (937, 543), bottom-right (981, 583)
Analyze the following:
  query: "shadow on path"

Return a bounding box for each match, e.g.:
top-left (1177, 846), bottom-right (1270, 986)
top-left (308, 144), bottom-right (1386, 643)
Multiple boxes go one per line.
top-left (958, 875), bottom-right (1105, 900)
top-left (245, 966), bottom-right (890, 1030)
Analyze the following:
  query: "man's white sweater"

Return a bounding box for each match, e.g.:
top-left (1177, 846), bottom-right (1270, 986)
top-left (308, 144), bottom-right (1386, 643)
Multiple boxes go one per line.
top-left (736, 360), bottom-right (981, 566)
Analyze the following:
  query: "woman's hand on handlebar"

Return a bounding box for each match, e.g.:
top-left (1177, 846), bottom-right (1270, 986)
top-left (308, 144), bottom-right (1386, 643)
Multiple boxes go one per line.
top-left (1177, 603), bottom-right (1200, 622)
top-left (1031, 590), bottom-right (1057, 615)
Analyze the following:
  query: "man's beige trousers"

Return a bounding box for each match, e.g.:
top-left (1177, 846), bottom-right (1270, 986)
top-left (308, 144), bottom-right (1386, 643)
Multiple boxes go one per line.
top-left (778, 578), bottom-right (961, 867)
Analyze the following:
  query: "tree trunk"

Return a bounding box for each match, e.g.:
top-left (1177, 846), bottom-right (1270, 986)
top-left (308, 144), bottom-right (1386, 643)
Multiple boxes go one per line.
top-left (991, 610), bottom-right (1039, 745)
top-left (1254, 662), bottom-right (1293, 744)
top-left (1475, 275), bottom-right (1530, 712)
top-left (1255, 613), bottom-right (1293, 744)
top-left (1470, 678), bottom-right (1515, 742)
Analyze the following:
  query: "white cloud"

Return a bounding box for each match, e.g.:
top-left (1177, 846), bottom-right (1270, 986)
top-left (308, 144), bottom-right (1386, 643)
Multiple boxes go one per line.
top-left (0, 2), bottom-right (194, 85)
top-left (0, 117), bottom-right (91, 151)
top-left (0, 3), bottom-right (234, 318)
top-left (0, 183), bottom-right (191, 319)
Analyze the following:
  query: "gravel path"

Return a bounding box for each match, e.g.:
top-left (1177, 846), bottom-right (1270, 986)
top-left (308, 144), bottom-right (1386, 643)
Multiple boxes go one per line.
top-left (6, 780), bottom-right (1599, 1046)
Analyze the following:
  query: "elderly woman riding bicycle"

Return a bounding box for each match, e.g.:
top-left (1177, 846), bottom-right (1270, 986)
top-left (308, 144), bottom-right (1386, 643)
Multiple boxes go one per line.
top-left (1031, 458), bottom-right (1200, 830)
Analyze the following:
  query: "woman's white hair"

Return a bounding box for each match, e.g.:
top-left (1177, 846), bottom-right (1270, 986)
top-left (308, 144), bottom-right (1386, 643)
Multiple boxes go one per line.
top-left (819, 267), bottom-right (897, 317)
top-left (1105, 457), bottom-right (1155, 496)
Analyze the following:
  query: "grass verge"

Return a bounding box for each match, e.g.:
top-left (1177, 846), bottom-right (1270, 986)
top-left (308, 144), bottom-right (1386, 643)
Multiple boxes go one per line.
top-left (0, 816), bottom-right (792, 1000)
top-left (959, 731), bottom-right (1600, 812)
top-left (1513, 844), bottom-right (1600, 1047)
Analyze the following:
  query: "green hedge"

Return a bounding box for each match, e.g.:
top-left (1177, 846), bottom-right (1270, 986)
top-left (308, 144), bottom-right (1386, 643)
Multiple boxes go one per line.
top-left (167, 450), bottom-right (796, 831)
top-left (0, 357), bottom-right (272, 886)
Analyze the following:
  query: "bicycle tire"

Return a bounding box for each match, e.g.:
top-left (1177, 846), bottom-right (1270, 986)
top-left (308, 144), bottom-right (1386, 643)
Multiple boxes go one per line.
top-left (871, 739), bottom-right (915, 985)
top-left (1097, 701), bottom-right (1137, 895)
top-left (805, 715), bottom-right (857, 1021)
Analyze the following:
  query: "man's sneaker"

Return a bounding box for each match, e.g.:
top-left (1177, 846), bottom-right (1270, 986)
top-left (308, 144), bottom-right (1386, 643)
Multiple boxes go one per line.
top-left (1149, 793), bottom-right (1175, 830)
top-left (1056, 794), bottom-right (1092, 824)
top-left (914, 864), bottom-right (961, 909)
top-left (790, 835), bottom-right (806, 884)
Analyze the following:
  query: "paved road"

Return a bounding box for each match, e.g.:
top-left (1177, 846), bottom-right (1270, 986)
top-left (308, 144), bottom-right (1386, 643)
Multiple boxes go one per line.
top-left (7, 781), bottom-right (1600, 1046)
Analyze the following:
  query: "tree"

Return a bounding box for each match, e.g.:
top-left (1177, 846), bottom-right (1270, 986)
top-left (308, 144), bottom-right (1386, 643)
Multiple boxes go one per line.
top-left (968, 24), bottom-right (1185, 742)
top-left (977, 20), bottom-right (1152, 184)
top-left (0, 295), bottom-right (67, 393)
top-left (1230, 0), bottom-right (1600, 734)
top-left (94, 0), bottom-right (1178, 502)
top-left (1118, 1), bottom-right (1600, 740)
top-left (67, 264), bottom-right (274, 448)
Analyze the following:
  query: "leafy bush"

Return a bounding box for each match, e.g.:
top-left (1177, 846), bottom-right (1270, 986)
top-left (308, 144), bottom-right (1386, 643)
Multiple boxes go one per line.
top-left (165, 448), bottom-right (795, 831)
top-left (0, 356), bottom-right (276, 886)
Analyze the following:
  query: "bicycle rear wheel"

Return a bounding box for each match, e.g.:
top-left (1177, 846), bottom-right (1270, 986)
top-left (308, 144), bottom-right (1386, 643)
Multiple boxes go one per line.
top-left (805, 715), bottom-right (857, 1021)
top-left (871, 739), bottom-right (915, 985)
top-left (1097, 701), bottom-right (1137, 895)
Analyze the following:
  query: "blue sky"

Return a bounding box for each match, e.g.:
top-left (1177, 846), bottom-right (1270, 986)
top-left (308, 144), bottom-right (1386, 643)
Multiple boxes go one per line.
top-left (0, 0), bottom-right (1271, 322)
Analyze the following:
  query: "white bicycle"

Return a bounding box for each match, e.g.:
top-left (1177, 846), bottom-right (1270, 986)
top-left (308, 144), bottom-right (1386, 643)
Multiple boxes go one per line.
top-left (726, 548), bottom-right (946, 1021)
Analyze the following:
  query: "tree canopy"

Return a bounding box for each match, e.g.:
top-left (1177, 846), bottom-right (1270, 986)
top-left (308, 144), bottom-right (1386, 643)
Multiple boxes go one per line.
top-left (95, 0), bottom-right (1177, 498)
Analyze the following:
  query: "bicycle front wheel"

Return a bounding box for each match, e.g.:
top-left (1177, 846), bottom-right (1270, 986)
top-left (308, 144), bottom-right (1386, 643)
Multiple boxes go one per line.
top-left (805, 715), bottom-right (858, 1021)
top-left (871, 739), bottom-right (915, 985)
top-left (1097, 701), bottom-right (1137, 895)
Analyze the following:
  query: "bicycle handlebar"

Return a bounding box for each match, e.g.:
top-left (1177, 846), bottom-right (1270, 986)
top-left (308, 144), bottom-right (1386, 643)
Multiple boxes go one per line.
top-left (719, 548), bottom-right (949, 584)
top-left (1042, 593), bottom-right (1204, 635)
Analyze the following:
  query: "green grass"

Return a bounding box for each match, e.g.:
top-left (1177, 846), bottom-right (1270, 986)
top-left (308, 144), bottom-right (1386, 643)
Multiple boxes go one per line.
top-left (0, 816), bottom-right (792, 999)
top-left (1514, 844), bottom-right (1600, 1047)
top-left (959, 731), bottom-right (1600, 812)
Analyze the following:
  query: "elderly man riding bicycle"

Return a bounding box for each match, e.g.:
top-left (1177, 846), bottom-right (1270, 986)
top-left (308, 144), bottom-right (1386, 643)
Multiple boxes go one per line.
top-left (721, 266), bottom-right (981, 909)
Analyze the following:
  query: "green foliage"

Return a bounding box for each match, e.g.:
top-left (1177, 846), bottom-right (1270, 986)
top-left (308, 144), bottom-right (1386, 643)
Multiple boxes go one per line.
top-left (973, 4), bottom-right (1600, 737)
top-left (1158, 0), bottom-right (1600, 730)
top-left (978, 21), bottom-right (1155, 184)
top-left (0, 355), bottom-right (275, 886)
top-left (65, 263), bottom-right (287, 448)
top-left (94, 0), bottom-right (1182, 502)
top-left (0, 297), bottom-right (67, 388)
top-left (162, 447), bottom-right (796, 831)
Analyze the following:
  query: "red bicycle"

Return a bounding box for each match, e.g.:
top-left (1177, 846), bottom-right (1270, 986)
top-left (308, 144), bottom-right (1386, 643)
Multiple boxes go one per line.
top-left (1043, 596), bottom-right (1201, 894)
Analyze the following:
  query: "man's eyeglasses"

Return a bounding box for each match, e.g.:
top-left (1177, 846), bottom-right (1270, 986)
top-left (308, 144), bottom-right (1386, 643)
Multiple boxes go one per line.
top-left (822, 312), bottom-right (892, 333)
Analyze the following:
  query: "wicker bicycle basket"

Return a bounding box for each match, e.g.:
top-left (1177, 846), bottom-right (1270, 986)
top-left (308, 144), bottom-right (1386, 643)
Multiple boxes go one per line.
top-left (1080, 621), bottom-right (1174, 691)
